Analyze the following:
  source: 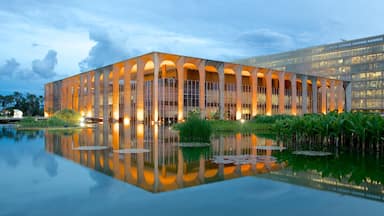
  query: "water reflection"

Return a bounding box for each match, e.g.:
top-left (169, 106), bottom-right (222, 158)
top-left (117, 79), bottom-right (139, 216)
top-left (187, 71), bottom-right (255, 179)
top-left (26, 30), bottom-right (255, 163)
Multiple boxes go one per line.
top-left (45, 123), bottom-right (283, 193)
top-left (269, 150), bottom-right (384, 201)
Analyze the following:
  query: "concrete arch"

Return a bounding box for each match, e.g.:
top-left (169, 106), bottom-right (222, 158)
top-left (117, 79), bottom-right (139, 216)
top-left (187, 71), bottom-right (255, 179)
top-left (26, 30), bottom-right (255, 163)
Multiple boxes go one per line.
top-left (159, 175), bottom-right (177, 185)
top-left (183, 173), bottom-right (199, 182)
top-left (204, 169), bottom-right (219, 178)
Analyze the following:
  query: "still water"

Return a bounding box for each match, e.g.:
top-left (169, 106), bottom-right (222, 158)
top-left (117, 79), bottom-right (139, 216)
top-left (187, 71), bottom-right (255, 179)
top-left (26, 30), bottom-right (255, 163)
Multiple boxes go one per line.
top-left (1, 124), bottom-right (384, 216)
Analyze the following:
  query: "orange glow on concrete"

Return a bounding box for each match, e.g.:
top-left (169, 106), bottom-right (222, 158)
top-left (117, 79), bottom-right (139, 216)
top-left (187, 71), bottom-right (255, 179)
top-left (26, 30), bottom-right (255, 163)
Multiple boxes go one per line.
top-left (204, 169), bottom-right (218, 178)
top-left (224, 166), bottom-right (236, 175)
top-left (123, 118), bottom-right (130, 125)
top-left (137, 109), bottom-right (144, 122)
top-left (159, 175), bottom-right (177, 185)
top-left (241, 164), bottom-right (251, 172)
top-left (236, 111), bottom-right (242, 120)
top-left (256, 163), bottom-right (265, 170)
top-left (183, 173), bottom-right (199, 182)
top-left (86, 111), bottom-right (92, 118)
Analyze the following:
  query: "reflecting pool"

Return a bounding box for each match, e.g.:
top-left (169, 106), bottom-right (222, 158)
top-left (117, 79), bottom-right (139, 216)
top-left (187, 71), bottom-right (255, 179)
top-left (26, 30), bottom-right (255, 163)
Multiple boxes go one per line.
top-left (1, 124), bottom-right (384, 216)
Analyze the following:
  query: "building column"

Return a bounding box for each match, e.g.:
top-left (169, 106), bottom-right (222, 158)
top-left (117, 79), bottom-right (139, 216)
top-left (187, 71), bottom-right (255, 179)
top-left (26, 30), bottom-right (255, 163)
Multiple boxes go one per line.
top-left (136, 123), bottom-right (144, 185)
top-left (123, 62), bottom-right (131, 125)
top-left (265, 70), bottom-right (272, 115)
top-left (87, 72), bottom-right (92, 117)
top-left (218, 63), bottom-right (225, 120)
top-left (177, 57), bottom-right (185, 122)
top-left (337, 81), bottom-right (344, 113)
top-left (94, 71), bottom-right (100, 119)
top-left (344, 81), bottom-right (352, 112)
top-left (136, 58), bottom-right (145, 122)
top-left (278, 72), bottom-right (285, 114)
top-left (79, 75), bottom-right (84, 115)
top-left (321, 79), bottom-right (327, 114)
top-left (311, 77), bottom-right (318, 114)
top-left (198, 60), bottom-right (206, 119)
top-left (302, 75), bottom-right (308, 114)
top-left (251, 68), bottom-right (258, 117)
top-left (235, 65), bottom-right (242, 120)
top-left (152, 124), bottom-right (160, 192)
top-left (290, 73), bottom-right (297, 115)
top-left (112, 65), bottom-right (120, 121)
top-left (103, 68), bottom-right (109, 122)
top-left (152, 53), bottom-right (160, 123)
top-left (329, 80), bottom-right (336, 111)
top-left (176, 148), bottom-right (184, 187)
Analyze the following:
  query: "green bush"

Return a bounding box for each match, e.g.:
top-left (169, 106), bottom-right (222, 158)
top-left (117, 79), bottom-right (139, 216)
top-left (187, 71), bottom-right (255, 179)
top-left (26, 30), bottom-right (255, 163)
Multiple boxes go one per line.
top-left (53, 109), bottom-right (81, 124)
top-left (178, 114), bottom-right (212, 143)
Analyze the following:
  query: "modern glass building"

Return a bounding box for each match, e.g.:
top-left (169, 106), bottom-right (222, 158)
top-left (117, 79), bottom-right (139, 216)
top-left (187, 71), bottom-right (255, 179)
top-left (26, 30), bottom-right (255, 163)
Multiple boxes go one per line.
top-left (44, 52), bottom-right (347, 123)
top-left (238, 34), bottom-right (384, 112)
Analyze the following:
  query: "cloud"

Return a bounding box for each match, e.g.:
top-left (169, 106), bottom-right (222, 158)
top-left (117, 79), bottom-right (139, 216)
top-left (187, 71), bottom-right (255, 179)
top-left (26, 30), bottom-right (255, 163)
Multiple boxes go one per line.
top-left (0, 58), bottom-right (20, 76)
top-left (237, 29), bottom-right (295, 54)
top-left (0, 50), bottom-right (57, 80)
top-left (78, 28), bottom-right (136, 71)
top-left (32, 50), bottom-right (57, 78)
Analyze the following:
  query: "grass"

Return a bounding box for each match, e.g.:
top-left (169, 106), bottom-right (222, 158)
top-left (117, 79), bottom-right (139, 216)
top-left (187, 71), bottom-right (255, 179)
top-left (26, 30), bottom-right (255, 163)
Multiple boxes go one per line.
top-left (17, 109), bottom-right (81, 129)
top-left (208, 120), bottom-right (272, 133)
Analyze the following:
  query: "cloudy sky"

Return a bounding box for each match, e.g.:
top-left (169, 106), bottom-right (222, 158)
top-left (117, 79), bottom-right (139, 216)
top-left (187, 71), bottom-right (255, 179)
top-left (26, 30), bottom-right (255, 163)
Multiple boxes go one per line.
top-left (0, 0), bottom-right (383, 95)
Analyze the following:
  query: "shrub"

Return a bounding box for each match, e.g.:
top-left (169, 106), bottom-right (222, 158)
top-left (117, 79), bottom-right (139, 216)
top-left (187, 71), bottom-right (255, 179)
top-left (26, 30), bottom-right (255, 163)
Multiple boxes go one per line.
top-left (53, 109), bottom-right (81, 124)
top-left (178, 114), bottom-right (212, 143)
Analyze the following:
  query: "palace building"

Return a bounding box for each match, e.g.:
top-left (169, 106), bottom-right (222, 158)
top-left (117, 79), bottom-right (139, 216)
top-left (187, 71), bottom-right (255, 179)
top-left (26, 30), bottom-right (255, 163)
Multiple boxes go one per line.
top-left (44, 52), bottom-right (350, 123)
top-left (238, 34), bottom-right (384, 112)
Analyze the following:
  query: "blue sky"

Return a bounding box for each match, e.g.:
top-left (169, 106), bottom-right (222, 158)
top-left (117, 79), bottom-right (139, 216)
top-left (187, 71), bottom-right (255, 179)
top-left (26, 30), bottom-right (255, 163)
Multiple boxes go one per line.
top-left (0, 0), bottom-right (383, 95)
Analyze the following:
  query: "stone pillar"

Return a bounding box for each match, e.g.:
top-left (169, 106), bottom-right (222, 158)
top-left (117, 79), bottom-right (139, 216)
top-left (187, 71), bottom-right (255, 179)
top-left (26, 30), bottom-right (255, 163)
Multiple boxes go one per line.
top-left (321, 79), bottom-right (327, 114)
top-left (218, 64), bottom-right (225, 120)
top-left (198, 155), bottom-right (205, 183)
top-left (136, 123), bottom-right (144, 185)
top-left (103, 68), bottom-right (109, 122)
top-left (152, 53), bottom-right (160, 123)
top-left (136, 58), bottom-right (144, 122)
top-left (79, 75), bottom-right (84, 114)
top-left (278, 72), bottom-right (285, 114)
top-left (344, 81), bottom-right (352, 112)
top-left (290, 73), bottom-right (297, 115)
top-left (265, 70), bottom-right (272, 115)
top-left (177, 57), bottom-right (185, 121)
top-left (302, 75), bottom-right (308, 114)
top-left (251, 68), bottom-right (258, 117)
top-left (87, 72), bottom-right (92, 117)
top-left (112, 65), bottom-right (120, 121)
top-left (329, 80), bottom-right (336, 111)
top-left (123, 62), bottom-right (131, 125)
top-left (198, 60), bottom-right (206, 119)
top-left (112, 122), bottom-right (119, 177)
top-left (311, 77), bottom-right (318, 114)
top-left (94, 71), bottom-right (100, 119)
top-left (73, 79), bottom-right (78, 111)
top-left (337, 81), bottom-right (344, 113)
top-left (176, 148), bottom-right (184, 187)
top-left (153, 124), bottom-right (159, 192)
top-left (235, 65), bottom-right (242, 120)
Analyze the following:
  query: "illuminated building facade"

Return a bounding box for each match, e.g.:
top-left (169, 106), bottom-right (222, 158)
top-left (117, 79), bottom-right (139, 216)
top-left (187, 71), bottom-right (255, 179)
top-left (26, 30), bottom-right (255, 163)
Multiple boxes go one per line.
top-left (238, 34), bottom-right (384, 112)
top-left (44, 52), bottom-right (348, 122)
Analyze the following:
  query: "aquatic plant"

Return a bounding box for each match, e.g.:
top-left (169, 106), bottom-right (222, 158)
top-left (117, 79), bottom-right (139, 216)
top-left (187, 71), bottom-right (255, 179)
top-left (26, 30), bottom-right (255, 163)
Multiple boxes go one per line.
top-left (272, 112), bottom-right (384, 153)
top-left (178, 112), bottom-right (212, 143)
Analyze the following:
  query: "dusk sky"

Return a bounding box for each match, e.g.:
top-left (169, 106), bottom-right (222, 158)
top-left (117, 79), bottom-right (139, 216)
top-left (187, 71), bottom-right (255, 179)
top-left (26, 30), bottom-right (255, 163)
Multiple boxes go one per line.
top-left (0, 0), bottom-right (383, 95)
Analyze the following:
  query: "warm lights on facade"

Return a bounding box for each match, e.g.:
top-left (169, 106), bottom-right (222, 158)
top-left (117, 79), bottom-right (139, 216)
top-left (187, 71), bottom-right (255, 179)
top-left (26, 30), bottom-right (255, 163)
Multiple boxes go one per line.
top-left (44, 52), bottom-right (348, 122)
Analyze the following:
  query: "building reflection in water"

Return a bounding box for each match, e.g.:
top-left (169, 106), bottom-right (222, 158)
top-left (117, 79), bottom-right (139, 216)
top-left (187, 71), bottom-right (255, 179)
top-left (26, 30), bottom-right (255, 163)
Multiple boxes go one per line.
top-left (45, 123), bottom-right (284, 193)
